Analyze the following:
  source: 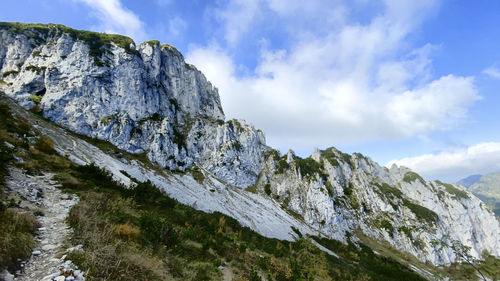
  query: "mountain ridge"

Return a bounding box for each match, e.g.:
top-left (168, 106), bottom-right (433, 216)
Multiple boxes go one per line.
top-left (458, 172), bottom-right (500, 217)
top-left (0, 22), bottom-right (499, 276)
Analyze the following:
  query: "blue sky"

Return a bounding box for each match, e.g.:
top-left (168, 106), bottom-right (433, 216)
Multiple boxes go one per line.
top-left (2, 0), bottom-right (500, 182)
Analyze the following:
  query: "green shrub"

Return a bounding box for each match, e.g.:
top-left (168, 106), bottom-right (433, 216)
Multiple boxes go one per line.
top-left (293, 157), bottom-right (322, 178)
top-left (263, 149), bottom-right (280, 161)
top-left (324, 181), bottom-right (334, 197)
top-left (321, 148), bottom-right (340, 166)
top-left (143, 40), bottom-right (159, 46)
top-left (2, 70), bottom-right (18, 78)
top-left (99, 114), bottom-right (116, 126)
top-left (25, 65), bottom-right (46, 74)
top-left (172, 127), bottom-right (186, 150)
top-left (264, 183), bottom-right (271, 196)
top-left (191, 166), bottom-right (205, 184)
top-left (34, 136), bottom-right (55, 154)
top-left (403, 199), bottom-right (438, 224)
top-left (29, 95), bottom-right (42, 103)
top-left (403, 172), bottom-right (426, 185)
top-left (375, 182), bottom-right (403, 199)
top-left (380, 219), bottom-right (394, 235)
top-left (275, 159), bottom-right (289, 174)
top-left (436, 181), bottom-right (469, 199)
top-left (139, 211), bottom-right (177, 249)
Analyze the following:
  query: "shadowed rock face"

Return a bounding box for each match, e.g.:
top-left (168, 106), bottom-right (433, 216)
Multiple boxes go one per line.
top-left (0, 23), bottom-right (498, 267)
top-left (0, 23), bottom-right (268, 187)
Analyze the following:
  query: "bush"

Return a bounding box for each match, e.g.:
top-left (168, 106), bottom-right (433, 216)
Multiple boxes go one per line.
top-left (264, 183), bottom-right (271, 196)
top-left (376, 182), bottom-right (403, 199)
top-left (293, 157), bottom-right (322, 178)
top-left (34, 136), bottom-right (55, 154)
top-left (172, 128), bottom-right (186, 150)
top-left (403, 199), bottom-right (438, 224)
top-left (403, 172), bottom-right (426, 185)
top-left (191, 166), bottom-right (205, 184)
top-left (436, 181), bottom-right (469, 199)
top-left (113, 223), bottom-right (140, 242)
top-left (2, 70), bottom-right (18, 78)
top-left (139, 211), bottom-right (177, 249)
top-left (29, 95), bottom-right (42, 103)
top-left (275, 159), bottom-right (289, 174)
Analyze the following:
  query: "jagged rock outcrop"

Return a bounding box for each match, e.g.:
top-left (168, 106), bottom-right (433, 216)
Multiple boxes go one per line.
top-left (1, 23), bottom-right (498, 268)
top-left (0, 23), bottom-right (267, 187)
top-left (253, 147), bottom-right (500, 265)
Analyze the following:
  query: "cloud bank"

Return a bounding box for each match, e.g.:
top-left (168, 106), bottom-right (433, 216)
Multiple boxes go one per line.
top-left (187, 0), bottom-right (480, 152)
top-left (74, 0), bottom-right (146, 42)
top-left (386, 142), bottom-right (500, 182)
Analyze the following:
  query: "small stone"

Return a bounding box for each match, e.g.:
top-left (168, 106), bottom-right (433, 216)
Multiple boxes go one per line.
top-left (32, 250), bottom-right (41, 256)
top-left (54, 276), bottom-right (66, 281)
top-left (0, 269), bottom-right (14, 281)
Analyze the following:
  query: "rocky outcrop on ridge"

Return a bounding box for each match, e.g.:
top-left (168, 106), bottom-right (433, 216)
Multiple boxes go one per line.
top-left (252, 147), bottom-right (500, 265)
top-left (0, 23), bottom-right (267, 187)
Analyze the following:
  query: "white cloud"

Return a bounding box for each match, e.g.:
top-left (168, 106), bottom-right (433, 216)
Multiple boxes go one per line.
top-left (187, 0), bottom-right (479, 152)
top-left (213, 0), bottom-right (261, 46)
top-left (168, 16), bottom-right (187, 37)
top-left (74, 0), bottom-right (146, 42)
top-left (386, 142), bottom-right (500, 182)
top-left (483, 66), bottom-right (500, 79)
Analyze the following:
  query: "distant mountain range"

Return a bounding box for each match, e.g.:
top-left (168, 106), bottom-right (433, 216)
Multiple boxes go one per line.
top-left (457, 172), bottom-right (500, 216)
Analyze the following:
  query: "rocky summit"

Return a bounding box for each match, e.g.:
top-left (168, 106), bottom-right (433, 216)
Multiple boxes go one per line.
top-left (0, 22), bottom-right (499, 276)
top-left (0, 22), bottom-right (267, 188)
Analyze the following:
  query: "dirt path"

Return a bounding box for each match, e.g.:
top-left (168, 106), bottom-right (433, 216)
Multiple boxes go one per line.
top-left (6, 167), bottom-right (84, 281)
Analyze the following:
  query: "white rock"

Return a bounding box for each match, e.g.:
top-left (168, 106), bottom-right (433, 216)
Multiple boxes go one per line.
top-left (54, 276), bottom-right (66, 281)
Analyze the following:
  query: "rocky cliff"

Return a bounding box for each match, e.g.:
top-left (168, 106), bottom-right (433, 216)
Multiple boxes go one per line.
top-left (0, 22), bottom-right (498, 268)
top-left (0, 22), bottom-right (267, 187)
top-left (253, 148), bottom-right (500, 265)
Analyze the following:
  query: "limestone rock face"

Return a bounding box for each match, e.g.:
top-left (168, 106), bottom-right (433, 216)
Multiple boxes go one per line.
top-left (255, 148), bottom-right (500, 265)
top-left (0, 24), bottom-right (267, 187)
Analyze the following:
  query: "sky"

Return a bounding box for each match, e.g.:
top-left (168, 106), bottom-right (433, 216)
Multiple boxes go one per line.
top-left (2, 0), bottom-right (500, 182)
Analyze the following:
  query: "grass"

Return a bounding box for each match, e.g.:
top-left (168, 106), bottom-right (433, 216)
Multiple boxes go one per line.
top-left (402, 172), bottom-right (426, 185)
top-left (29, 94), bottom-right (42, 103)
top-left (275, 159), bottom-right (289, 174)
top-left (0, 209), bottom-right (40, 272)
top-left (311, 236), bottom-right (425, 281)
top-left (436, 181), bottom-right (469, 200)
top-left (293, 157), bottom-right (322, 178)
top-left (264, 183), bottom-right (271, 196)
top-left (263, 149), bottom-right (280, 161)
top-left (25, 65), bottom-right (46, 74)
top-left (0, 103), bottom-right (41, 273)
top-left (374, 182), bottom-right (403, 199)
top-left (2, 70), bottom-right (18, 78)
top-left (143, 40), bottom-right (160, 46)
top-left (190, 166), bottom-right (205, 184)
top-left (403, 199), bottom-right (438, 224)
